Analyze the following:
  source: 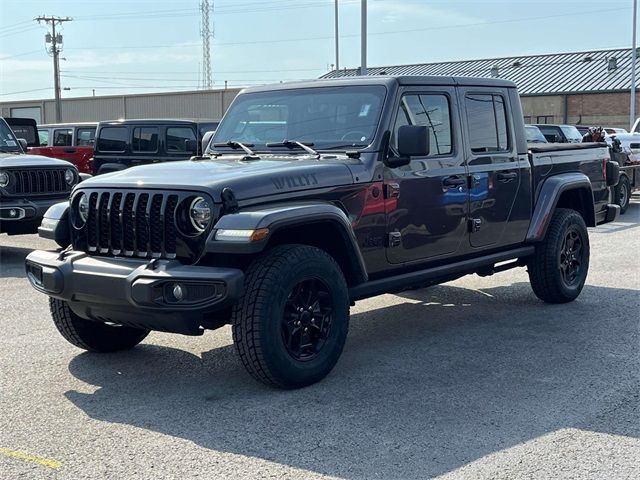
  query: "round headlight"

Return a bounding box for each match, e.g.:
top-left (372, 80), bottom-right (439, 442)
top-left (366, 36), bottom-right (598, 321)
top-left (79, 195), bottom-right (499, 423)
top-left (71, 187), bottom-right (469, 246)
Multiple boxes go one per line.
top-left (0, 171), bottom-right (9, 188)
top-left (78, 193), bottom-right (90, 224)
top-left (65, 168), bottom-right (75, 185)
top-left (189, 197), bottom-right (212, 232)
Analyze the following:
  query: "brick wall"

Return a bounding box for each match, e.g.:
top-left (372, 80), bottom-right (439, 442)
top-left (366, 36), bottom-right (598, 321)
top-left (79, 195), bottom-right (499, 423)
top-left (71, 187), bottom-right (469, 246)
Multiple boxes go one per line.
top-left (521, 92), bottom-right (640, 130)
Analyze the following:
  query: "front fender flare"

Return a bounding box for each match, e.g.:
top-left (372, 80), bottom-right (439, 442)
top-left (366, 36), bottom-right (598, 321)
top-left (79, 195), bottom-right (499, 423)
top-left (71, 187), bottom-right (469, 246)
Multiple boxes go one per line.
top-left (527, 172), bottom-right (594, 242)
top-left (205, 201), bottom-right (368, 284)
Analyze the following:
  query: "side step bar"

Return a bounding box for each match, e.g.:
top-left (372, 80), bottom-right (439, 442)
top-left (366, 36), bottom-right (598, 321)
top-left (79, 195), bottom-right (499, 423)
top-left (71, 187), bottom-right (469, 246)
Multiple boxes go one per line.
top-left (349, 246), bottom-right (535, 301)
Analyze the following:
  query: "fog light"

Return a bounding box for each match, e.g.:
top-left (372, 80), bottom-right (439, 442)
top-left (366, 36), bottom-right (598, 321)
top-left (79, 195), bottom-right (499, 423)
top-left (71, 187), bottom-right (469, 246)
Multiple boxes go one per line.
top-left (172, 283), bottom-right (184, 301)
top-left (9, 209), bottom-right (17, 217)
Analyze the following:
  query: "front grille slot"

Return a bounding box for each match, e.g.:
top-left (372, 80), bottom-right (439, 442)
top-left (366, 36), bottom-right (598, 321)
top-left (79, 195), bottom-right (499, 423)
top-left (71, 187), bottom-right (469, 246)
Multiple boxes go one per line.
top-left (4, 168), bottom-right (71, 196)
top-left (76, 190), bottom-right (210, 261)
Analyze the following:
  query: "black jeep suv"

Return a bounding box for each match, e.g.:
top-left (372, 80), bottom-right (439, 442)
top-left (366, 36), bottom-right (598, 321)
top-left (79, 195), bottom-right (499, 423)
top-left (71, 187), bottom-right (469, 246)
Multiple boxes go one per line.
top-left (26, 76), bottom-right (619, 388)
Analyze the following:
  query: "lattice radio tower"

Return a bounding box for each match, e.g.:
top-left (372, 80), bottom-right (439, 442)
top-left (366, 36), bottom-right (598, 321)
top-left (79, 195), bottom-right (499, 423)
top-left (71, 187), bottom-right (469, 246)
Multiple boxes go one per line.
top-left (200, 0), bottom-right (213, 89)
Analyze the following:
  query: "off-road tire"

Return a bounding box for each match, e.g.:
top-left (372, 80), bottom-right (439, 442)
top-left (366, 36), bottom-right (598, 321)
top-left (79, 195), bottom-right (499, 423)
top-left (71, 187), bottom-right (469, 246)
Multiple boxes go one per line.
top-left (231, 244), bottom-right (350, 389)
top-left (49, 298), bottom-right (150, 352)
top-left (528, 208), bottom-right (590, 304)
top-left (614, 175), bottom-right (631, 214)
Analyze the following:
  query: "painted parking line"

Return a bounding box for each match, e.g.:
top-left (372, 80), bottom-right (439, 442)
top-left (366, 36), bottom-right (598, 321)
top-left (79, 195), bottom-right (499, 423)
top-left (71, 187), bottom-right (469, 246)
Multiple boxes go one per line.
top-left (0, 448), bottom-right (61, 469)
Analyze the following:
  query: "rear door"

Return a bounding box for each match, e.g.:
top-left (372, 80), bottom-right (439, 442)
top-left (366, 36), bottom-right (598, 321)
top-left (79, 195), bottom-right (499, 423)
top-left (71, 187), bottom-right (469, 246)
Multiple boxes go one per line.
top-left (459, 88), bottom-right (522, 248)
top-left (385, 86), bottom-right (469, 264)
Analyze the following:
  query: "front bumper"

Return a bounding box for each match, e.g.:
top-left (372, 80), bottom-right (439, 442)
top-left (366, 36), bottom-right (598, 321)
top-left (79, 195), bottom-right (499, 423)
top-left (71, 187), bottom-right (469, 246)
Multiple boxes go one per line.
top-left (25, 250), bottom-right (244, 335)
top-left (0, 196), bottom-right (66, 234)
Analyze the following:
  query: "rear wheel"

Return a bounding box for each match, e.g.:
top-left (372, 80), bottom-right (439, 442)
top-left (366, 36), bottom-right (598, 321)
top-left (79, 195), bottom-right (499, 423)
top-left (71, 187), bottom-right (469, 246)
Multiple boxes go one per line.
top-left (614, 175), bottom-right (631, 214)
top-left (49, 298), bottom-right (149, 352)
top-left (232, 244), bottom-right (350, 389)
top-left (528, 208), bottom-right (590, 304)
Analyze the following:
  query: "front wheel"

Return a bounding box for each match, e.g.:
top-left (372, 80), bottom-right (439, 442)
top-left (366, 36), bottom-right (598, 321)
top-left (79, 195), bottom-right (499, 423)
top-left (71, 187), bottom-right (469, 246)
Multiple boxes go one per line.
top-left (49, 298), bottom-right (149, 352)
top-left (528, 208), bottom-right (590, 304)
top-left (231, 245), bottom-right (350, 389)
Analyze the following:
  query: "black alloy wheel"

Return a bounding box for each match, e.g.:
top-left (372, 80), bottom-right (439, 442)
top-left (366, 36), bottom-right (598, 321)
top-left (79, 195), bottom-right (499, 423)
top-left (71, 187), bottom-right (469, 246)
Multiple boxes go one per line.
top-left (282, 278), bottom-right (333, 361)
top-left (558, 227), bottom-right (584, 287)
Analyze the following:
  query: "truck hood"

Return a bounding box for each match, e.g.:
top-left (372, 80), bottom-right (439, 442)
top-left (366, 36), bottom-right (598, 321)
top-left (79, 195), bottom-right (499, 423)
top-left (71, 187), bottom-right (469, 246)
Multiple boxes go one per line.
top-left (79, 154), bottom-right (360, 202)
top-left (0, 152), bottom-right (75, 169)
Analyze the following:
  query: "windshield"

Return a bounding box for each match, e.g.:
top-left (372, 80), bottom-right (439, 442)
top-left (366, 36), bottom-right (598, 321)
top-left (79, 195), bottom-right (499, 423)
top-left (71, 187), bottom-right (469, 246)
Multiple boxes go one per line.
top-left (212, 86), bottom-right (386, 151)
top-left (0, 119), bottom-right (22, 152)
top-left (525, 126), bottom-right (547, 143)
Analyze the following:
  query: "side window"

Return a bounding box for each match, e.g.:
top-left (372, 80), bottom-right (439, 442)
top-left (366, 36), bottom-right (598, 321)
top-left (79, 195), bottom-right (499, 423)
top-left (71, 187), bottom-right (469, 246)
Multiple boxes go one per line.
top-left (392, 94), bottom-right (453, 156)
top-left (75, 127), bottom-right (96, 146)
top-left (465, 94), bottom-right (510, 153)
top-left (97, 127), bottom-right (127, 152)
top-left (53, 129), bottom-right (73, 146)
top-left (38, 129), bottom-right (49, 146)
top-left (132, 127), bottom-right (158, 152)
top-left (166, 127), bottom-right (197, 154)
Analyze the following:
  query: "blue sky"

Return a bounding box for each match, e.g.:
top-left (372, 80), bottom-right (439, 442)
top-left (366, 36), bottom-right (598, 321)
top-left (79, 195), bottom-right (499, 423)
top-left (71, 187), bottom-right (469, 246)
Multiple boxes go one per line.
top-left (0, 0), bottom-right (635, 101)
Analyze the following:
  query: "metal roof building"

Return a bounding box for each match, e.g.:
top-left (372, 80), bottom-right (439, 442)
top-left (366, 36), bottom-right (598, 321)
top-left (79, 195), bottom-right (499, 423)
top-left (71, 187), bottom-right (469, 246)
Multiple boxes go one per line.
top-left (323, 48), bottom-right (638, 129)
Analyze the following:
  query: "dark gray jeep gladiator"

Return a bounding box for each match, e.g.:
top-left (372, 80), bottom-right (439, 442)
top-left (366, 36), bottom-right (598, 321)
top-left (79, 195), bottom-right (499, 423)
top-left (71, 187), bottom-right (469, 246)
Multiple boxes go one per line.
top-left (0, 117), bottom-right (80, 235)
top-left (25, 76), bottom-right (620, 388)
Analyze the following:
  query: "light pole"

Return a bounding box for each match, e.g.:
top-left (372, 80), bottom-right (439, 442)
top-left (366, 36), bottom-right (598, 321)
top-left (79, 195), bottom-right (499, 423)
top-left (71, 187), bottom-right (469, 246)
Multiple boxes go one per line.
top-left (360, 0), bottom-right (367, 76)
top-left (631, 0), bottom-right (638, 130)
top-left (334, 0), bottom-right (339, 73)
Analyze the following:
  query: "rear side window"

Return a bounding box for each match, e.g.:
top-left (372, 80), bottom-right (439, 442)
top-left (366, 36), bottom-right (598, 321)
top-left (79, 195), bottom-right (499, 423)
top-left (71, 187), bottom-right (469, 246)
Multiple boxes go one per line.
top-left (132, 127), bottom-right (158, 152)
top-left (392, 94), bottom-right (453, 156)
top-left (53, 129), bottom-right (73, 146)
top-left (167, 127), bottom-right (197, 154)
top-left (97, 127), bottom-right (127, 152)
top-left (38, 129), bottom-right (49, 146)
top-left (465, 94), bottom-right (510, 153)
top-left (75, 127), bottom-right (96, 146)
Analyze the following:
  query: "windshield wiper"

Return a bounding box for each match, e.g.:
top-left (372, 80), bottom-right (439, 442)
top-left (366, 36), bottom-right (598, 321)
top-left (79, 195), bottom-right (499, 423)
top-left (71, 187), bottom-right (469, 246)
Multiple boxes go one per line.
top-left (213, 141), bottom-right (256, 156)
top-left (266, 140), bottom-right (319, 157)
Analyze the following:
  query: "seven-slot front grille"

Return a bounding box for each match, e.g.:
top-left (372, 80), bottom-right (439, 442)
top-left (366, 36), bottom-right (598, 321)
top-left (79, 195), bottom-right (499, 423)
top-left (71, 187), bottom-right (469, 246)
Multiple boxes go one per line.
top-left (75, 189), bottom-right (211, 261)
top-left (4, 168), bottom-right (72, 196)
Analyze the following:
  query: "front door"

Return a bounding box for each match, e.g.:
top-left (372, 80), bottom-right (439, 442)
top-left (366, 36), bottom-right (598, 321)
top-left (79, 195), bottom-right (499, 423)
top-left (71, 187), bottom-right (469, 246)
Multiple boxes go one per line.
top-left (385, 87), bottom-right (468, 264)
top-left (459, 89), bottom-right (522, 248)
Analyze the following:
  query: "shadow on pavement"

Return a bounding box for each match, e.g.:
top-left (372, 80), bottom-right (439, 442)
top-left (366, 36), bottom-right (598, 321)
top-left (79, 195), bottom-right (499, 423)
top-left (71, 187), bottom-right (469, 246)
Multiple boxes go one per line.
top-left (64, 282), bottom-right (639, 479)
top-left (0, 245), bottom-right (35, 278)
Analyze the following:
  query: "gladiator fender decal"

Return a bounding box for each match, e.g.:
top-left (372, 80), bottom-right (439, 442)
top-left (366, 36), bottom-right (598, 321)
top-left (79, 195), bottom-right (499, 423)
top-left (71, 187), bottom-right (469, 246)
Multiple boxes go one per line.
top-left (527, 173), bottom-right (595, 242)
top-left (206, 202), bottom-right (368, 284)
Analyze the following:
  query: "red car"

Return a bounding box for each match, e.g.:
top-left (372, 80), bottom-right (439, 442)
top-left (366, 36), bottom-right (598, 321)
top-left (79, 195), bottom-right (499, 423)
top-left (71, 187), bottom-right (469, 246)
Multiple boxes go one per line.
top-left (30, 122), bottom-right (97, 174)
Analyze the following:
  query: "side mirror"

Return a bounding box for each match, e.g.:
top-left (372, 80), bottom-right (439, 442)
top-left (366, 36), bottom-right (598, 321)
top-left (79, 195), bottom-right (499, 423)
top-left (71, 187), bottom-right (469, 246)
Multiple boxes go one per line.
top-left (17, 138), bottom-right (28, 151)
top-left (384, 125), bottom-right (429, 169)
top-left (185, 139), bottom-right (198, 153)
top-left (398, 125), bottom-right (430, 156)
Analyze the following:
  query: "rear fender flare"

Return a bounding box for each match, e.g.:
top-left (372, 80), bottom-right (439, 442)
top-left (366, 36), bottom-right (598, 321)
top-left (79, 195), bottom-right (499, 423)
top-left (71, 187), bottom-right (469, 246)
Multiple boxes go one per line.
top-left (527, 172), bottom-right (595, 242)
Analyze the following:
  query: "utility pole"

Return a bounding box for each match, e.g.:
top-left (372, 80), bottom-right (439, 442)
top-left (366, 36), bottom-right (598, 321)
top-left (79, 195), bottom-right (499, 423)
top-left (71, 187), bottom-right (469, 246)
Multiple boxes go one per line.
top-left (360, 0), bottom-right (367, 76)
top-left (200, 0), bottom-right (213, 89)
top-left (334, 0), bottom-right (339, 73)
top-left (631, 0), bottom-right (638, 130)
top-left (35, 15), bottom-right (72, 123)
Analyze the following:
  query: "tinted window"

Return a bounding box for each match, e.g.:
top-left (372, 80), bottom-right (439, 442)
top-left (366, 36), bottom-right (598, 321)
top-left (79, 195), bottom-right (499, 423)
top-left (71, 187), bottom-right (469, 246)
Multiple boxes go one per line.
top-left (38, 129), bottom-right (49, 146)
top-left (465, 94), bottom-right (510, 153)
top-left (76, 127), bottom-right (96, 146)
top-left (559, 126), bottom-right (583, 143)
top-left (132, 127), bottom-right (158, 152)
top-left (537, 125), bottom-right (561, 142)
top-left (97, 127), bottom-right (127, 152)
top-left (392, 94), bottom-right (452, 155)
top-left (10, 125), bottom-right (37, 145)
top-left (167, 127), bottom-right (197, 154)
top-left (53, 129), bottom-right (72, 146)
top-left (214, 86), bottom-right (385, 149)
top-left (525, 126), bottom-right (547, 143)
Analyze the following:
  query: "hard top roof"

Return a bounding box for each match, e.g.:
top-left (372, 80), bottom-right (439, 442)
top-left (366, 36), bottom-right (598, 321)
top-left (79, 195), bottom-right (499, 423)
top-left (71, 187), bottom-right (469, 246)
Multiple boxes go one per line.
top-left (240, 75), bottom-right (516, 94)
top-left (97, 118), bottom-right (219, 126)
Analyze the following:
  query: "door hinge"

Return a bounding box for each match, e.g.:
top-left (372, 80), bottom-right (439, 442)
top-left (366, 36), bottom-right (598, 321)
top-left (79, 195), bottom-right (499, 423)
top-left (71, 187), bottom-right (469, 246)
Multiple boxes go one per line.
top-left (468, 218), bottom-right (482, 232)
top-left (384, 182), bottom-right (400, 199)
top-left (387, 231), bottom-right (402, 248)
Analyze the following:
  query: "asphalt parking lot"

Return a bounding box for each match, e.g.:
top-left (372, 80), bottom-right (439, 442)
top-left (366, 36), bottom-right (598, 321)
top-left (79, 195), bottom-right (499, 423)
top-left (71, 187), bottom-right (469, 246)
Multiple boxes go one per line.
top-left (0, 201), bottom-right (638, 480)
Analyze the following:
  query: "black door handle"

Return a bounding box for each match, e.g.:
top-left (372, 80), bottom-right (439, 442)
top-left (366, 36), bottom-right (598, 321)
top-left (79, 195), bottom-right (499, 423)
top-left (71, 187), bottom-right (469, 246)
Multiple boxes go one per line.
top-left (63, 148), bottom-right (77, 153)
top-left (443, 176), bottom-right (466, 187)
top-left (497, 171), bottom-right (518, 181)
